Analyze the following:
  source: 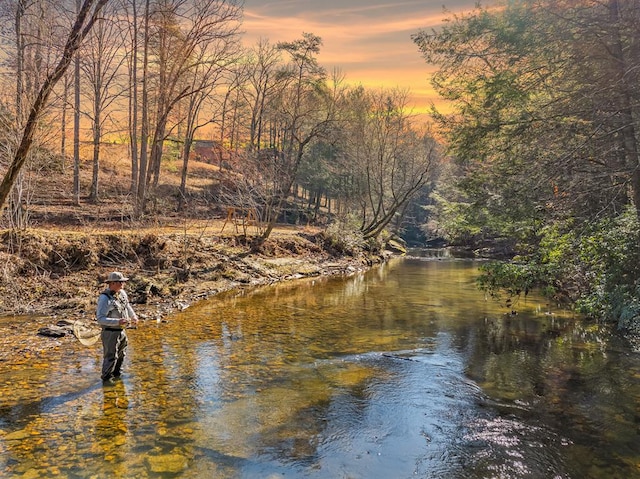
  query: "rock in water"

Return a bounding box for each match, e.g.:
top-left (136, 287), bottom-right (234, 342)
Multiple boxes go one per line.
top-left (146, 453), bottom-right (189, 473)
top-left (37, 325), bottom-right (67, 338)
top-left (386, 239), bottom-right (407, 255)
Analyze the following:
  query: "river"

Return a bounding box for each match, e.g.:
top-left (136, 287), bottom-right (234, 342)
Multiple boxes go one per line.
top-left (0, 255), bottom-right (638, 478)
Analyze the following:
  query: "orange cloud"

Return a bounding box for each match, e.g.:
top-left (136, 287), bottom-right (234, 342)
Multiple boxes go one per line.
top-left (241, 1), bottom-right (477, 114)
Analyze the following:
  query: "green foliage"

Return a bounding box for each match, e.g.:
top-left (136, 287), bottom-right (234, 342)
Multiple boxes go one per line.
top-left (163, 141), bottom-right (182, 162)
top-left (414, 0), bottom-right (640, 338)
top-left (427, 191), bottom-right (482, 244)
top-left (572, 208), bottom-right (640, 332)
top-left (478, 208), bottom-right (640, 333)
top-left (477, 260), bottom-right (550, 306)
top-left (427, 171), bottom-right (543, 249)
top-left (537, 222), bottom-right (573, 266)
top-left (477, 221), bottom-right (586, 307)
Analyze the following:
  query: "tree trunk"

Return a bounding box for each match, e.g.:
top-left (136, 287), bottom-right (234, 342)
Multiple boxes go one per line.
top-left (73, 0), bottom-right (82, 206)
top-left (61, 73), bottom-right (69, 169)
top-left (15, 0), bottom-right (24, 125)
top-left (89, 105), bottom-right (100, 202)
top-left (178, 135), bottom-right (193, 211)
top-left (609, 0), bottom-right (640, 219)
top-left (148, 117), bottom-right (167, 189)
top-left (73, 52), bottom-right (81, 205)
top-left (129, 0), bottom-right (139, 196)
top-left (10, 0), bottom-right (26, 228)
top-left (136, 0), bottom-right (150, 215)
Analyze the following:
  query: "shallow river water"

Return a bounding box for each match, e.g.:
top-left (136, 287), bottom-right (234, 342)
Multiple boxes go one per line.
top-left (0, 255), bottom-right (639, 478)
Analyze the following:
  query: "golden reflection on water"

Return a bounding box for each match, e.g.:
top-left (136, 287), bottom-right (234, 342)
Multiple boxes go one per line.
top-left (0, 257), bottom-right (638, 478)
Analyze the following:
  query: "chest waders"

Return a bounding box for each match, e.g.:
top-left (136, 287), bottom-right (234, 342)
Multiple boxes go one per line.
top-left (101, 290), bottom-right (130, 382)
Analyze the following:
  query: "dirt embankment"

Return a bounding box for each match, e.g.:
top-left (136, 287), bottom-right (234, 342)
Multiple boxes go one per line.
top-left (0, 226), bottom-right (382, 323)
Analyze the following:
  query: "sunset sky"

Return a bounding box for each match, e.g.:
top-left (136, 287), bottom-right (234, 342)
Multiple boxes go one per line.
top-left (241, 0), bottom-right (481, 114)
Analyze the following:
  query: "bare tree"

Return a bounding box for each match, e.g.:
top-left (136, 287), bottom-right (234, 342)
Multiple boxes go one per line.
top-left (59, 71), bottom-right (71, 167)
top-left (136, 0), bottom-right (150, 213)
top-left (80, 2), bottom-right (127, 201)
top-left (72, 0), bottom-right (81, 205)
top-left (240, 39), bottom-right (283, 153)
top-left (214, 61), bottom-right (247, 166)
top-left (137, 0), bottom-right (241, 214)
top-left (0, 0), bottom-right (111, 214)
top-left (10, 0), bottom-right (29, 226)
top-left (342, 88), bottom-right (438, 239)
top-left (256, 33), bottom-right (341, 239)
top-left (176, 17), bottom-right (242, 210)
top-left (0, 0), bottom-right (60, 225)
top-left (120, 0), bottom-right (140, 195)
top-left (177, 65), bottom-right (226, 210)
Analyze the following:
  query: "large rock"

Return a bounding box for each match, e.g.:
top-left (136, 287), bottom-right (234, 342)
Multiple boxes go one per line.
top-left (37, 325), bottom-right (67, 338)
top-left (386, 239), bottom-right (407, 255)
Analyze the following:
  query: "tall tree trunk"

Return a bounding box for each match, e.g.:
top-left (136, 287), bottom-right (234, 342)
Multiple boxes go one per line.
top-left (10, 0), bottom-right (26, 228)
top-left (73, 39), bottom-right (81, 206)
top-left (219, 90), bottom-right (229, 170)
top-left (72, 0), bottom-right (82, 206)
top-left (15, 0), bottom-right (24, 125)
top-left (136, 0), bottom-right (150, 215)
top-left (61, 73), bottom-right (70, 169)
top-left (129, 0), bottom-right (139, 196)
top-left (314, 187), bottom-right (322, 221)
top-left (89, 100), bottom-right (100, 202)
top-left (609, 0), bottom-right (640, 219)
top-left (178, 134), bottom-right (193, 210)
top-left (148, 115), bottom-right (167, 189)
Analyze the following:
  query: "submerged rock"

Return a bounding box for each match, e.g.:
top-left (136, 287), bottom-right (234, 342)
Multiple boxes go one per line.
top-left (4, 429), bottom-right (31, 441)
top-left (146, 453), bottom-right (189, 473)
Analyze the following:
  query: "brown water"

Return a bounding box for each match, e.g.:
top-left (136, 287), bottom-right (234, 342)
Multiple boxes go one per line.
top-left (0, 256), bottom-right (638, 478)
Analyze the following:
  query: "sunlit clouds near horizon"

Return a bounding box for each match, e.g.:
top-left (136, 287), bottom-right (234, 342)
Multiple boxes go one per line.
top-left (241, 0), bottom-right (479, 115)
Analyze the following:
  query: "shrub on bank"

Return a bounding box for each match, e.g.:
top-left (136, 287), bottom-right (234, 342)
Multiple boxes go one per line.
top-left (323, 217), bottom-right (366, 256)
top-left (477, 207), bottom-right (640, 336)
top-left (573, 207), bottom-right (640, 334)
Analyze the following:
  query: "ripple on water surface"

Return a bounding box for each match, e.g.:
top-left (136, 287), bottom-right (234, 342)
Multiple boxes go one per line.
top-left (0, 258), bottom-right (639, 479)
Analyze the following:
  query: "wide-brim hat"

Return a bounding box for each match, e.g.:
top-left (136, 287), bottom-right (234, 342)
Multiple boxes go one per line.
top-left (105, 271), bottom-right (129, 282)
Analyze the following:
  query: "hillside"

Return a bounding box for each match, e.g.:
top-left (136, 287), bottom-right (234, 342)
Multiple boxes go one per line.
top-left (22, 143), bottom-right (234, 229)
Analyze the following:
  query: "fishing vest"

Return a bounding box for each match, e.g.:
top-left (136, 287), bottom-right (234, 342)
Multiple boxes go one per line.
top-left (100, 288), bottom-right (131, 320)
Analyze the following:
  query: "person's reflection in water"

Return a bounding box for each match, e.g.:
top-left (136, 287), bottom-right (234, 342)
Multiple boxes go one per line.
top-left (96, 380), bottom-right (130, 467)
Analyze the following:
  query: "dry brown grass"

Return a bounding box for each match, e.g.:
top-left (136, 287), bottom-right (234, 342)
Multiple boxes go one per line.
top-left (19, 143), bottom-right (236, 232)
top-left (21, 143), bottom-right (311, 237)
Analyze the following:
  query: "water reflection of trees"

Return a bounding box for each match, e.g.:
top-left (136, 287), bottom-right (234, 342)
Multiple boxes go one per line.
top-left (461, 312), bottom-right (638, 476)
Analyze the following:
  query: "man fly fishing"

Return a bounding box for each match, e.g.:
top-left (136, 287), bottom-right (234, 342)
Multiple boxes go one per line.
top-left (96, 271), bottom-right (139, 384)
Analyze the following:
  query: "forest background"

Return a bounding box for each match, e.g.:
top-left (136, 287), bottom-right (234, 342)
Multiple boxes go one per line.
top-left (0, 0), bottom-right (639, 341)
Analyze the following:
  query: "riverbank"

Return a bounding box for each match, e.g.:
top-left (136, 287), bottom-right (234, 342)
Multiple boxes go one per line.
top-left (0, 223), bottom-right (385, 346)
